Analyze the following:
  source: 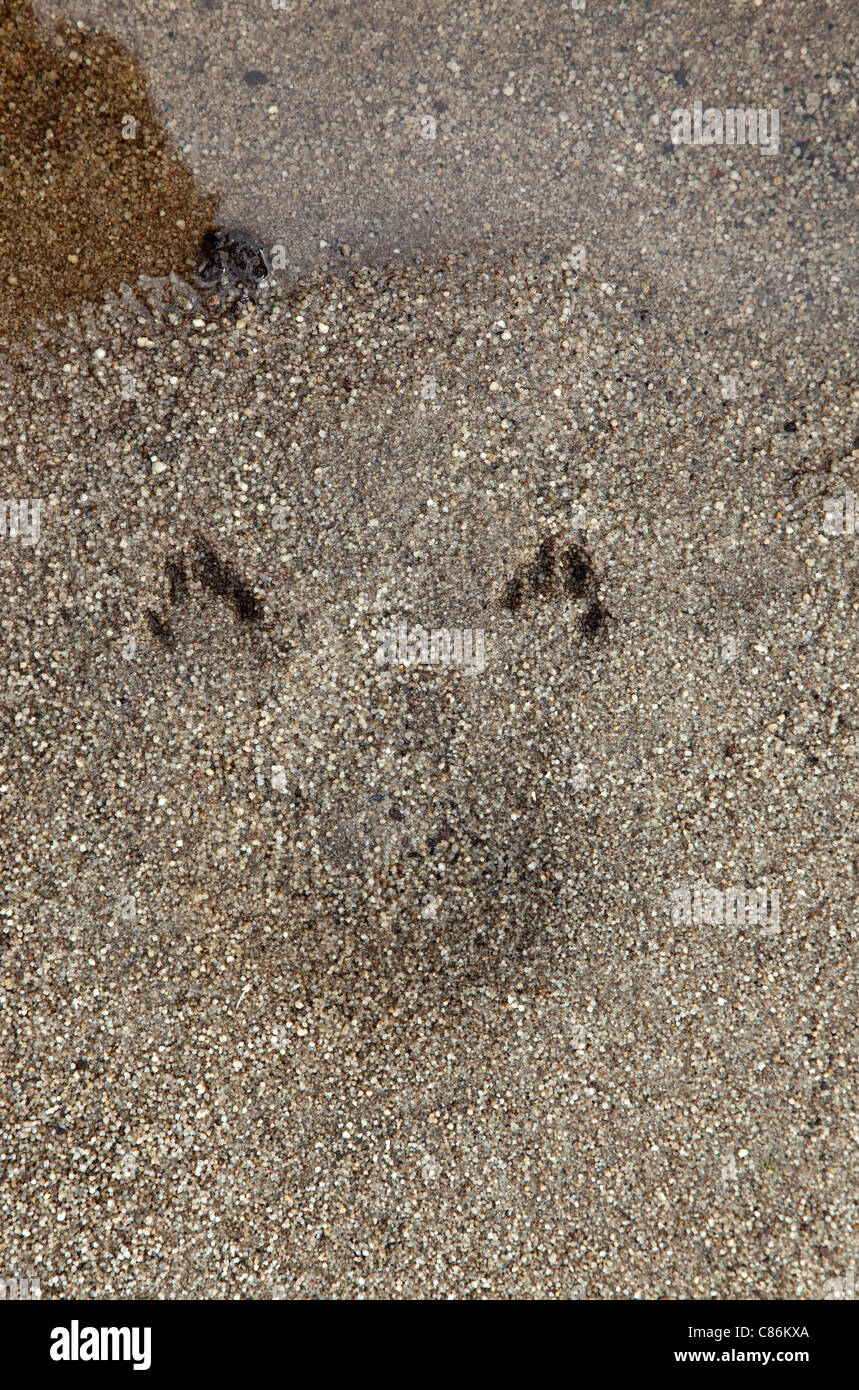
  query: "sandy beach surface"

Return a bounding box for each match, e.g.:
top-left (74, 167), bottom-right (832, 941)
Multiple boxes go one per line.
top-left (0, 0), bottom-right (856, 1299)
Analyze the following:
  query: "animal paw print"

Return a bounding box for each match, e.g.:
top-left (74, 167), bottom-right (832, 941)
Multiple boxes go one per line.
top-left (501, 535), bottom-right (611, 636)
top-left (145, 537), bottom-right (262, 645)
